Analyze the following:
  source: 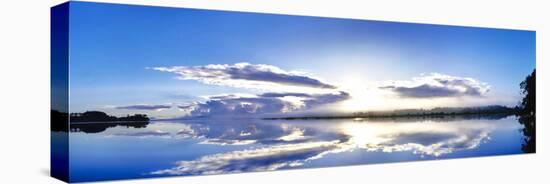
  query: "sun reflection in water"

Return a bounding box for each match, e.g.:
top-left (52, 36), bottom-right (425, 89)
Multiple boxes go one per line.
top-left (338, 121), bottom-right (496, 156)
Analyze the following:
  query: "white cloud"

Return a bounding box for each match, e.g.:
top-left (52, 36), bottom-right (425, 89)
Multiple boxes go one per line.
top-left (152, 63), bottom-right (336, 91)
top-left (177, 91), bottom-right (350, 117)
top-left (379, 73), bottom-right (490, 98)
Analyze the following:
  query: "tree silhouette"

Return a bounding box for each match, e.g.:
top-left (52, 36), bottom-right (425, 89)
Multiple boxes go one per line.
top-left (520, 70), bottom-right (536, 116)
top-left (51, 110), bottom-right (150, 133)
top-left (68, 111), bottom-right (150, 133)
top-left (70, 111), bottom-right (149, 122)
top-left (518, 69), bottom-right (535, 153)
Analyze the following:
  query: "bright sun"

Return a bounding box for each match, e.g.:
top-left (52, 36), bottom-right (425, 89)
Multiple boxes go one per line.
top-left (337, 76), bottom-right (381, 112)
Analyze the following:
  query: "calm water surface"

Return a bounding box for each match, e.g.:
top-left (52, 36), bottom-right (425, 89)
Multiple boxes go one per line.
top-left (66, 116), bottom-right (526, 182)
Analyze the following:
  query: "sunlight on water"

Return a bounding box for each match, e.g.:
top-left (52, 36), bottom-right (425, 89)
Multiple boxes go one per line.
top-left (338, 120), bottom-right (497, 156)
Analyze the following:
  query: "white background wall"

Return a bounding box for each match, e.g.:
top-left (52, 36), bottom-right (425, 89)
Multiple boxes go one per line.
top-left (0, 0), bottom-right (547, 183)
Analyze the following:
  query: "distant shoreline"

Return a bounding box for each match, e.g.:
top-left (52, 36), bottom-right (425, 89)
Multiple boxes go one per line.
top-left (263, 105), bottom-right (519, 120)
top-left (262, 112), bottom-right (516, 120)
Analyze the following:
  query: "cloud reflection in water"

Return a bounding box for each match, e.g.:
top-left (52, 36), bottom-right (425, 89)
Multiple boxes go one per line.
top-left (142, 118), bottom-right (501, 175)
top-left (152, 141), bottom-right (340, 175)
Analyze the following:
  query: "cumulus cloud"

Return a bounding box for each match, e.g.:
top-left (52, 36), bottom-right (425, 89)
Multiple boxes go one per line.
top-left (302, 91), bottom-right (350, 109)
top-left (379, 73), bottom-right (490, 98)
top-left (115, 104), bottom-right (172, 111)
top-left (258, 92), bottom-right (313, 98)
top-left (177, 92), bottom-right (350, 117)
top-left (152, 63), bottom-right (336, 90)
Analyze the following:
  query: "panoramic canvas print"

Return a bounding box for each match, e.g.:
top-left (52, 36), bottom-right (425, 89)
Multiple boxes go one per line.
top-left (51, 1), bottom-right (536, 183)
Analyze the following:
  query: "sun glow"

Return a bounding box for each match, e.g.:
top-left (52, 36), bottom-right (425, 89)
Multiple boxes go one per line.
top-left (333, 74), bottom-right (471, 112)
top-left (337, 76), bottom-right (385, 112)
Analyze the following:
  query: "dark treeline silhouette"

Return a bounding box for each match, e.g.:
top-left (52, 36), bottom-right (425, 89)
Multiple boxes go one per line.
top-left (70, 111), bottom-right (149, 122)
top-left (265, 105), bottom-right (517, 120)
top-left (517, 69), bottom-right (535, 153)
top-left (51, 110), bottom-right (150, 133)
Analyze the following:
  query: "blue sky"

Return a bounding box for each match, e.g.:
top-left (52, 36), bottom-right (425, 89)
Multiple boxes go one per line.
top-left (67, 2), bottom-right (535, 118)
